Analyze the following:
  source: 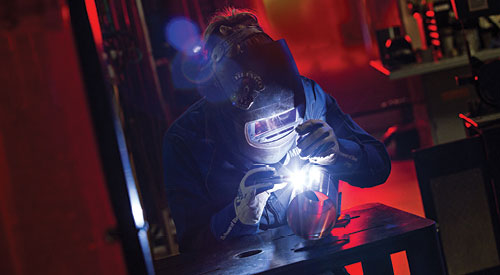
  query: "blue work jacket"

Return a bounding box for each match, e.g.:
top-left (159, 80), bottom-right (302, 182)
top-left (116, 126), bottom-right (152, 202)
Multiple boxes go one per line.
top-left (163, 77), bottom-right (391, 252)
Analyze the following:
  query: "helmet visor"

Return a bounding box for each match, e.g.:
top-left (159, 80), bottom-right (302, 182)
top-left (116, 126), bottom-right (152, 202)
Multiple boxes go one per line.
top-left (245, 108), bottom-right (302, 148)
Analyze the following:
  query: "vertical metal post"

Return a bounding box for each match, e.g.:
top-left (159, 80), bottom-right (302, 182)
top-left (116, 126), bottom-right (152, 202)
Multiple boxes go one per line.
top-left (67, 1), bottom-right (155, 274)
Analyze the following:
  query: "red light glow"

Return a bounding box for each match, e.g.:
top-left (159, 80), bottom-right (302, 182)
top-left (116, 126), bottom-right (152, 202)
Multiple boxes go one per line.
top-left (385, 39), bottom-right (392, 48)
top-left (61, 4), bottom-right (70, 22)
top-left (459, 113), bottom-right (478, 128)
top-left (429, 32), bottom-right (439, 39)
top-left (120, 0), bottom-right (131, 27)
top-left (259, 0), bottom-right (401, 74)
top-left (425, 10), bottom-right (435, 17)
top-left (345, 262), bottom-right (363, 275)
top-left (450, 0), bottom-right (459, 20)
top-left (413, 12), bottom-right (427, 50)
top-left (108, 0), bottom-right (120, 30)
top-left (383, 126), bottom-right (398, 140)
top-left (391, 251), bottom-right (411, 275)
top-left (428, 25), bottom-right (437, 31)
top-left (431, 40), bottom-right (441, 46)
top-left (85, 0), bottom-right (103, 48)
top-left (369, 60), bottom-right (390, 76)
top-left (339, 160), bottom-right (426, 275)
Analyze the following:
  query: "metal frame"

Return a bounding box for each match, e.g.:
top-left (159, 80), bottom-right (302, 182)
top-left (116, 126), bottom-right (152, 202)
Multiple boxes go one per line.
top-left (67, 1), bottom-right (155, 274)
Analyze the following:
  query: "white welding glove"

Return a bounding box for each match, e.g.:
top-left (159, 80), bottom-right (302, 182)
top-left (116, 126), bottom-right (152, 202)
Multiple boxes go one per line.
top-left (295, 119), bottom-right (340, 166)
top-left (234, 167), bottom-right (288, 225)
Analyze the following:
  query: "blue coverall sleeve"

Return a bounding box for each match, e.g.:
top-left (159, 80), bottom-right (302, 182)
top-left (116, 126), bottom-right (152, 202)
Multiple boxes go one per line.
top-left (163, 134), bottom-right (216, 252)
top-left (163, 133), bottom-right (258, 252)
top-left (302, 77), bottom-right (391, 187)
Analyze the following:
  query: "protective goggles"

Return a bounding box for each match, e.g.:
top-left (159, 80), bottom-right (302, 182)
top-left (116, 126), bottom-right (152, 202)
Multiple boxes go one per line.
top-left (245, 108), bottom-right (302, 149)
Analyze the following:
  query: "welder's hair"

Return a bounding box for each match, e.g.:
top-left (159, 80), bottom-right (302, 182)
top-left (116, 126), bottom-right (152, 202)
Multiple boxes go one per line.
top-left (203, 7), bottom-right (271, 56)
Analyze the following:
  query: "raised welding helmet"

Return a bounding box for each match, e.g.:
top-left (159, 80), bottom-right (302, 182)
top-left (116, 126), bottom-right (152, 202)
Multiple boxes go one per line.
top-left (200, 26), bottom-right (305, 164)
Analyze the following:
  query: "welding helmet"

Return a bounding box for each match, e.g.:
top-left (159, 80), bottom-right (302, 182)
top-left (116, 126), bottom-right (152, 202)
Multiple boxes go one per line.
top-left (201, 27), bottom-right (305, 164)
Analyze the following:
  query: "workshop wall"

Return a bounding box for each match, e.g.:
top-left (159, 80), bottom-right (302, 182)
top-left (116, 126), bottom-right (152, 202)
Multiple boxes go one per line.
top-left (0, 1), bottom-right (127, 274)
top-left (257, 0), bottom-right (411, 136)
top-left (148, 0), bottom-right (415, 137)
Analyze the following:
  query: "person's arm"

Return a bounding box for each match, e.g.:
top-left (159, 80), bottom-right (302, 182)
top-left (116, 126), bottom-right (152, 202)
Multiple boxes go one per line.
top-left (301, 78), bottom-right (391, 188)
top-left (163, 134), bottom-right (261, 252)
top-left (163, 133), bottom-right (217, 252)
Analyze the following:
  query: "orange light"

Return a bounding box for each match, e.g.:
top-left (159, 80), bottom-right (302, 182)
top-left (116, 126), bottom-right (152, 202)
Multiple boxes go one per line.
top-left (345, 262), bottom-right (363, 275)
top-left (391, 251), bottom-right (411, 275)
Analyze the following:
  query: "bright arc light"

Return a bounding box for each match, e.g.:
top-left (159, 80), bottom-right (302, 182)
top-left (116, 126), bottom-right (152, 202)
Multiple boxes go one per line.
top-left (291, 168), bottom-right (307, 189)
top-left (308, 165), bottom-right (323, 185)
top-left (289, 165), bottom-right (324, 193)
top-left (192, 45), bottom-right (202, 53)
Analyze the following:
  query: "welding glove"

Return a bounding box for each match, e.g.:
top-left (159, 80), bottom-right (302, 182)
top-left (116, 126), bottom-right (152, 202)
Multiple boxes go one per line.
top-left (234, 167), bottom-right (288, 225)
top-left (295, 119), bottom-right (340, 166)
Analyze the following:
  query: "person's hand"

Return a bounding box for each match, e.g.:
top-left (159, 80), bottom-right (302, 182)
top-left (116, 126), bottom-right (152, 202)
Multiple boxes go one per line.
top-left (234, 167), bottom-right (287, 225)
top-left (295, 119), bottom-right (339, 166)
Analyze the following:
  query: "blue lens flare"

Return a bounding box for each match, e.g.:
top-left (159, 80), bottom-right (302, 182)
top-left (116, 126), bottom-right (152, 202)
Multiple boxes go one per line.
top-left (165, 17), bottom-right (201, 56)
top-left (166, 17), bottom-right (213, 91)
top-left (170, 53), bottom-right (198, 90)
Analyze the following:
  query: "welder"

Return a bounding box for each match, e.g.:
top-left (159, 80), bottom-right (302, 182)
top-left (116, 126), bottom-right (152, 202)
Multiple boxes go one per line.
top-left (163, 8), bottom-right (391, 253)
